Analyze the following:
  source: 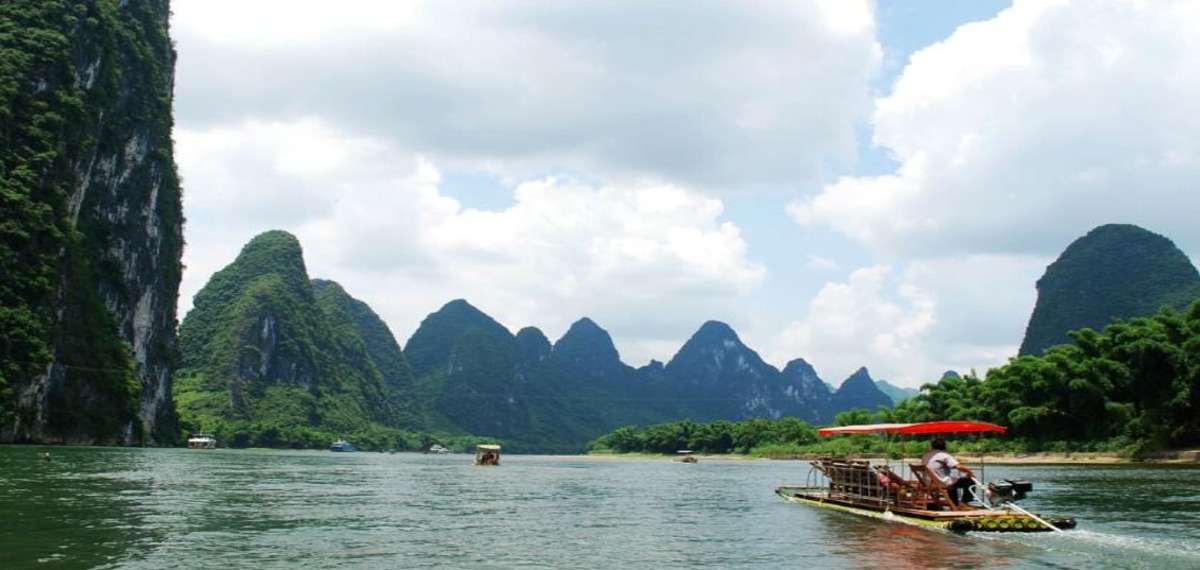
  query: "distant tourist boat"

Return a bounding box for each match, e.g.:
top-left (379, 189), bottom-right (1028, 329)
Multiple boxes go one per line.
top-left (426, 444), bottom-right (452, 455)
top-left (675, 450), bottom-right (698, 463)
top-left (187, 433), bottom-right (217, 449)
top-left (474, 444), bottom-right (501, 465)
top-left (330, 440), bottom-right (356, 452)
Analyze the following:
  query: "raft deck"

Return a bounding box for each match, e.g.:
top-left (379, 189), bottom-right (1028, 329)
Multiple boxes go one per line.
top-left (776, 458), bottom-right (1076, 533)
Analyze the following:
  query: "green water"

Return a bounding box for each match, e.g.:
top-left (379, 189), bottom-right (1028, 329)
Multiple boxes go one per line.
top-left (1, 446), bottom-right (1198, 569)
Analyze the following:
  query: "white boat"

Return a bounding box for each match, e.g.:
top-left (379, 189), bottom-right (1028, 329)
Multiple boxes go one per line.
top-left (187, 433), bottom-right (217, 449)
top-left (330, 439), bottom-right (357, 452)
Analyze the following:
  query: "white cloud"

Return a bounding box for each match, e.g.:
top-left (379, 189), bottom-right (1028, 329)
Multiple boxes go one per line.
top-left (771, 265), bottom-right (934, 384)
top-left (791, 0), bottom-right (1200, 259)
top-left (806, 255), bottom-right (841, 272)
top-left (774, 0), bottom-right (1200, 386)
top-left (171, 0), bottom-right (882, 370)
top-left (172, 1), bottom-right (1200, 391)
top-left (768, 253), bottom-right (1046, 388)
top-left (177, 118), bottom-right (764, 366)
top-left (172, 0), bottom-right (881, 190)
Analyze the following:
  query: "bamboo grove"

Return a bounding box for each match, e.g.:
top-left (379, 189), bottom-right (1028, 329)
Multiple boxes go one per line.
top-left (591, 301), bottom-right (1200, 456)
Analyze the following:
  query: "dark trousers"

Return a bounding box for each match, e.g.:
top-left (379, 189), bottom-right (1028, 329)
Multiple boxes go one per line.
top-left (949, 477), bottom-right (975, 505)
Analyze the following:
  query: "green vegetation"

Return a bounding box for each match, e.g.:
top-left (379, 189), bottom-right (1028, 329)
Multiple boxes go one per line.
top-left (592, 301), bottom-right (1200, 457)
top-left (589, 417), bottom-right (820, 455)
top-left (1021, 224), bottom-right (1200, 356)
top-left (1, 1), bottom-right (183, 442)
top-left (173, 231), bottom-right (424, 450)
top-left (933, 302), bottom-right (1200, 453)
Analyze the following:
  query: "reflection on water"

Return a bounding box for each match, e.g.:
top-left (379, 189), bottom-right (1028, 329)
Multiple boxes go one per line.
top-left (1, 447), bottom-right (1198, 569)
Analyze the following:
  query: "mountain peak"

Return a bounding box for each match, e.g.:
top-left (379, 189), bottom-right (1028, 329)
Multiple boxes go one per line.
top-left (695, 320), bottom-right (738, 339)
top-left (403, 299), bottom-right (514, 378)
top-left (516, 326), bottom-right (552, 364)
top-left (553, 317), bottom-right (623, 372)
top-left (235, 230), bottom-right (308, 278)
top-left (830, 367), bottom-right (891, 413)
top-left (1020, 224), bottom-right (1200, 355)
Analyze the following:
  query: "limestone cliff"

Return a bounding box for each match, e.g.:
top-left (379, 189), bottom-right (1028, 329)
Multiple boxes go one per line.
top-left (1020, 224), bottom-right (1200, 356)
top-left (0, 1), bottom-right (183, 444)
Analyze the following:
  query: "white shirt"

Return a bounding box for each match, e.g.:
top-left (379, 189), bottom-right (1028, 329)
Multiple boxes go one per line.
top-left (922, 449), bottom-right (959, 486)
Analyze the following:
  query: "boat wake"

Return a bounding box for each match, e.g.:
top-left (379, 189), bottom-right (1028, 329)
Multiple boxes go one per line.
top-left (977, 528), bottom-right (1200, 569)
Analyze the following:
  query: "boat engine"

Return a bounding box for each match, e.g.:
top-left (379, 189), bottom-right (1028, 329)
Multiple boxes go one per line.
top-left (987, 479), bottom-right (1033, 504)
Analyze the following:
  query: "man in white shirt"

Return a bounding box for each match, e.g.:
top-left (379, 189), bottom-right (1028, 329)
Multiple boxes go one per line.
top-left (922, 438), bottom-right (976, 505)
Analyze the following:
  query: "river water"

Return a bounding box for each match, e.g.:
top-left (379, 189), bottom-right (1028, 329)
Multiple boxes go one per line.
top-left (2, 446), bottom-right (1198, 569)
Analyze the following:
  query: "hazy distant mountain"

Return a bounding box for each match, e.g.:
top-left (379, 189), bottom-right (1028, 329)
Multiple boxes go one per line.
top-left (779, 359), bottom-right (833, 423)
top-left (829, 368), bottom-right (893, 413)
top-left (656, 321), bottom-right (839, 423)
top-left (404, 302), bottom-right (656, 451)
top-left (403, 310), bottom-right (865, 450)
top-left (1020, 224), bottom-right (1200, 356)
top-left (660, 321), bottom-right (781, 420)
top-left (875, 380), bottom-right (919, 404)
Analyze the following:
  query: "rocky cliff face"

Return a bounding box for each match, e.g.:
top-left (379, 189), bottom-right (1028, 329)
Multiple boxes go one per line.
top-left (174, 231), bottom-right (414, 444)
top-left (662, 320), bottom-right (786, 420)
top-left (1020, 224), bottom-right (1200, 356)
top-left (779, 359), bottom-right (832, 423)
top-left (660, 321), bottom-right (846, 422)
top-left (0, 1), bottom-right (183, 444)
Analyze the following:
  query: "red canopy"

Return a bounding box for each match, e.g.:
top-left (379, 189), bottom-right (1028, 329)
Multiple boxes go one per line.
top-left (818, 420), bottom-right (1007, 437)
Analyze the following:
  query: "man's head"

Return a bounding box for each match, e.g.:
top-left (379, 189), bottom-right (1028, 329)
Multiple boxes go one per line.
top-left (931, 438), bottom-right (947, 451)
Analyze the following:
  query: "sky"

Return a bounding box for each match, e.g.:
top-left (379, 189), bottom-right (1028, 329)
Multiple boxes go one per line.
top-left (169, 0), bottom-right (1200, 389)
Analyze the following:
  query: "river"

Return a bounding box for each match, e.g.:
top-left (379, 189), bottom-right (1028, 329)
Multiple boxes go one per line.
top-left (1, 446), bottom-right (1198, 569)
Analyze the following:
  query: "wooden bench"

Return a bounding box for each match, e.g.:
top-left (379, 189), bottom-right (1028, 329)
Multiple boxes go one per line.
top-left (810, 458), bottom-right (896, 503)
top-left (873, 465), bottom-right (932, 509)
top-left (908, 463), bottom-right (962, 511)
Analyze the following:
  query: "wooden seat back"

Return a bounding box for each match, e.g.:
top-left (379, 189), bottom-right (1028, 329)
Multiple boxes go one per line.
top-left (810, 458), bottom-right (894, 503)
top-left (908, 463), bottom-right (961, 511)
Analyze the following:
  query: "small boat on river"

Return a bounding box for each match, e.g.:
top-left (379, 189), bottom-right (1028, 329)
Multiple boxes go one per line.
top-left (474, 444), bottom-right (501, 466)
top-left (187, 433), bottom-right (217, 449)
top-left (330, 439), bottom-right (356, 452)
top-left (775, 421), bottom-right (1077, 533)
top-left (675, 450), bottom-right (698, 463)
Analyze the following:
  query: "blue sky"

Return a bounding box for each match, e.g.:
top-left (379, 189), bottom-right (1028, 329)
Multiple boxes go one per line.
top-left (170, 0), bottom-right (1200, 387)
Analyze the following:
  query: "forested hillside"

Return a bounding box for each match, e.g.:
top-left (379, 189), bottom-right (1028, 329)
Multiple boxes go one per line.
top-left (890, 303), bottom-right (1200, 452)
top-left (0, 0), bottom-right (183, 444)
top-left (1021, 224), bottom-right (1200, 356)
top-left (173, 231), bottom-right (419, 448)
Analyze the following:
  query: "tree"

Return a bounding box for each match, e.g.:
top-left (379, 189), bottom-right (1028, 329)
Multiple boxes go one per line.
top-left (834, 408), bottom-right (872, 426)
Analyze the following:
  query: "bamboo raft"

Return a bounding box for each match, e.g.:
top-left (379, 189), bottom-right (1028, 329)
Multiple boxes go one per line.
top-left (775, 422), bottom-right (1078, 533)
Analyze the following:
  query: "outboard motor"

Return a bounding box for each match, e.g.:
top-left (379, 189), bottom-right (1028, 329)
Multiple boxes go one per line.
top-left (988, 479), bottom-right (1033, 504)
